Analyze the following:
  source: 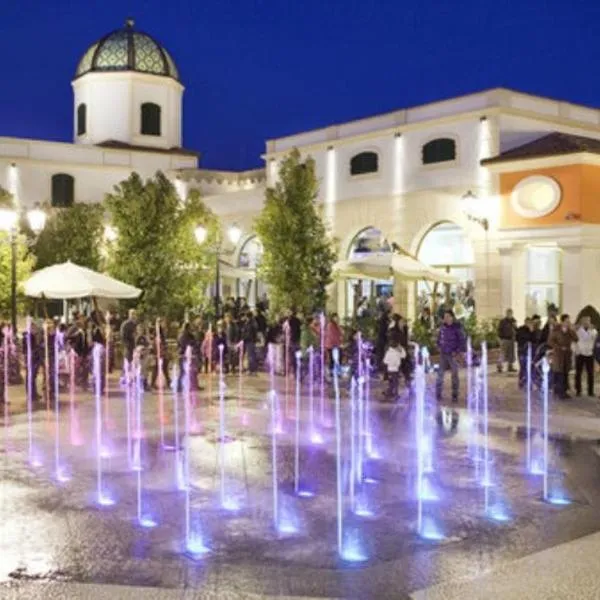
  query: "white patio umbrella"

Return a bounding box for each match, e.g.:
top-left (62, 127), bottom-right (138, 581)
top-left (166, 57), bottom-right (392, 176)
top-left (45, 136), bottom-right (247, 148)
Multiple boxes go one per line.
top-left (24, 261), bottom-right (142, 300)
top-left (333, 250), bottom-right (458, 284)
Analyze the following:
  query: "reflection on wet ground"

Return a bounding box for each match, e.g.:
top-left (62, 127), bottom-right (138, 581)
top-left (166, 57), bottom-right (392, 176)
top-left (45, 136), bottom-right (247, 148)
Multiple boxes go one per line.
top-left (1, 374), bottom-right (599, 599)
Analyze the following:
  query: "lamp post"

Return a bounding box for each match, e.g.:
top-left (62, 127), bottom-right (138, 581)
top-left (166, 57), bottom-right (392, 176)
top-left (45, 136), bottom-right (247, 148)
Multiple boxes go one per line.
top-left (461, 190), bottom-right (490, 314)
top-left (194, 223), bottom-right (242, 319)
top-left (0, 204), bottom-right (47, 332)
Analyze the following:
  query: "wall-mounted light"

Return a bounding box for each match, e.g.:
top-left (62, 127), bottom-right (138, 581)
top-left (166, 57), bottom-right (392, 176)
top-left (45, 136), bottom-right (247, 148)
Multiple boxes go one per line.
top-left (327, 145), bottom-right (334, 151)
top-left (394, 132), bottom-right (402, 138)
top-left (480, 116), bottom-right (487, 122)
top-left (10, 162), bottom-right (16, 168)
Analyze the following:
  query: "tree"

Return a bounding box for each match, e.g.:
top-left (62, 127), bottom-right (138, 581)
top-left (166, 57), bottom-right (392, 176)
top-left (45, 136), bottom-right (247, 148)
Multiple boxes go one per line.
top-left (255, 148), bottom-right (337, 314)
top-left (32, 202), bottom-right (104, 270)
top-left (0, 187), bottom-right (35, 320)
top-left (104, 171), bottom-right (219, 319)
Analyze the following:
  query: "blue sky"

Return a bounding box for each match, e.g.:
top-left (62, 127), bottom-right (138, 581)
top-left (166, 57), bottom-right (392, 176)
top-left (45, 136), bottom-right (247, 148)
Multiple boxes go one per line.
top-left (2, 0), bottom-right (599, 170)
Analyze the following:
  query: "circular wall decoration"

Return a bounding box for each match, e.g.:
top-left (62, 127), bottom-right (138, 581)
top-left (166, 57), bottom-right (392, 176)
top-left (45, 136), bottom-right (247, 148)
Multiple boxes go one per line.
top-left (510, 175), bottom-right (561, 218)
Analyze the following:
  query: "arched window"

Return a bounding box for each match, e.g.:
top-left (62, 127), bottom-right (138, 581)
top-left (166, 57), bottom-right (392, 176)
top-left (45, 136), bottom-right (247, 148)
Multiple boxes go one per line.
top-left (417, 222), bottom-right (475, 321)
top-left (345, 227), bottom-right (392, 317)
top-left (422, 138), bottom-right (456, 165)
top-left (350, 151), bottom-right (379, 176)
top-left (77, 103), bottom-right (87, 136)
top-left (140, 102), bottom-right (161, 136)
top-left (51, 174), bottom-right (75, 208)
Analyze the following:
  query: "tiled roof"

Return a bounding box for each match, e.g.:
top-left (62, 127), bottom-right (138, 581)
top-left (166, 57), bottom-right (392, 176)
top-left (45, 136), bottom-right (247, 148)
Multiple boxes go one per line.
top-left (481, 132), bottom-right (600, 165)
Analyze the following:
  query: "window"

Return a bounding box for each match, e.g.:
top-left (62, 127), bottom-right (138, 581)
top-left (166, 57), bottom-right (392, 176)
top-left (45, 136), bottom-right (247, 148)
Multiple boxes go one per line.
top-left (51, 174), bottom-right (74, 207)
top-left (350, 151), bottom-right (378, 176)
top-left (526, 246), bottom-right (562, 317)
top-left (77, 103), bottom-right (87, 136)
top-left (141, 102), bottom-right (161, 136)
top-left (422, 138), bottom-right (456, 165)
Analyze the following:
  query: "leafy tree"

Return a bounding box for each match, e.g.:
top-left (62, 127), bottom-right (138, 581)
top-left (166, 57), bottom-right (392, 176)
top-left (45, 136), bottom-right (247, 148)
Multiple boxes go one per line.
top-left (32, 202), bottom-right (104, 270)
top-left (255, 148), bottom-right (337, 314)
top-left (104, 171), bottom-right (219, 319)
top-left (0, 187), bottom-right (35, 319)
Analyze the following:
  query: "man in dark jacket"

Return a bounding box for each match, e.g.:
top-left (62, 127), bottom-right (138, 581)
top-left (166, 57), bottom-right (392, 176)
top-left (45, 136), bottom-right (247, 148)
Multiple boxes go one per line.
top-left (497, 308), bottom-right (517, 373)
top-left (548, 314), bottom-right (578, 399)
top-left (435, 310), bottom-right (466, 403)
top-left (516, 317), bottom-right (536, 388)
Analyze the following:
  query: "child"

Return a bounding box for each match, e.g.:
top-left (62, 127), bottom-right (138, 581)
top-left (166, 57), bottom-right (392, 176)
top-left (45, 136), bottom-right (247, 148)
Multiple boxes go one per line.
top-left (383, 340), bottom-right (406, 401)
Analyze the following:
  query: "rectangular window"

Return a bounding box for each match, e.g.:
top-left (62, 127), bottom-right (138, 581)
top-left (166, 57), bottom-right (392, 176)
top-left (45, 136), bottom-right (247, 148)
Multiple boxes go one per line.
top-left (526, 246), bottom-right (562, 315)
top-left (51, 174), bottom-right (75, 207)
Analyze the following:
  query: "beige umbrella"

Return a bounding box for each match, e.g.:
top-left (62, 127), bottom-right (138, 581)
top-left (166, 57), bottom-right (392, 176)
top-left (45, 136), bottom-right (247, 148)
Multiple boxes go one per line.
top-left (333, 249), bottom-right (457, 284)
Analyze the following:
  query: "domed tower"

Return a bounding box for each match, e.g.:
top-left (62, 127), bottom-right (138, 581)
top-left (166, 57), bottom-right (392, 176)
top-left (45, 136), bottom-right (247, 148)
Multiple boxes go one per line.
top-left (72, 19), bottom-right (183, 149)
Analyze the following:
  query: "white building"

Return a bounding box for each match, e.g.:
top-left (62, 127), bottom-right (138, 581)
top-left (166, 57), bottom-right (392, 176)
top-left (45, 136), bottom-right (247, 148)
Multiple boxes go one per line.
top-left (4, 20), bottom-right (600, 322)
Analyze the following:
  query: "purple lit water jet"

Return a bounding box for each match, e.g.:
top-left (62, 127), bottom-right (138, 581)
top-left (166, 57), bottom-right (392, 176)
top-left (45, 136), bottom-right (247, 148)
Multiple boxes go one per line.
top-left (53, 330), bottom-right (69, 482)
top-left (93, 343), bottom-right (111, 506)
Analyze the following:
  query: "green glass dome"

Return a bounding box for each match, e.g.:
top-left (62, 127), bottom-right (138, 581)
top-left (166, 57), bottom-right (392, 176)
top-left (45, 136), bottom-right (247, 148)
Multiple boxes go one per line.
top-left (75, 19), bottom-right (179, 81)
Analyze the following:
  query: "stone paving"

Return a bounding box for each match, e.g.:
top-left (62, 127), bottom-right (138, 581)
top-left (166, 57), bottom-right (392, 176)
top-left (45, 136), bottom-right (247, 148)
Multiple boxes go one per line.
top-left (0, 368), bottom-right (599, 599)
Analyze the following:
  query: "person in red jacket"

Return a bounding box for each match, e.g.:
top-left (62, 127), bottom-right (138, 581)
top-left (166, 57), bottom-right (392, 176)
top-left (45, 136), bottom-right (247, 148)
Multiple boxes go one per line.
top-left (325, 313), bottom-right (343, 374)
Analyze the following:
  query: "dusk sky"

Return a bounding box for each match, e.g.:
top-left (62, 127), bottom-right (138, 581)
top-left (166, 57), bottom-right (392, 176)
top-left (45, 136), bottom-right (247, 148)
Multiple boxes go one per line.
top-left (2, 0), bottom-right (600, 170)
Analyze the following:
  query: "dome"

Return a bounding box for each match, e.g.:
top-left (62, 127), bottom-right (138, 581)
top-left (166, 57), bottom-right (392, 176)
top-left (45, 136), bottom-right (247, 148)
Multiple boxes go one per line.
top-left (75, 19), bottom-right (179, 81)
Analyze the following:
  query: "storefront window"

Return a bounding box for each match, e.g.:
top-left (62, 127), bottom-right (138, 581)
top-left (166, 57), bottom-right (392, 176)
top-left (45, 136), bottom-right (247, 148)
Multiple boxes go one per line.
top-left (525, 246), bottom-right (562, 317)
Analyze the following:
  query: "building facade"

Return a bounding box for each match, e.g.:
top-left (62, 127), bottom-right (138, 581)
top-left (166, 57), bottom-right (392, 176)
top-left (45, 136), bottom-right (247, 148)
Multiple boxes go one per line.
top-left (3, 20), bottom-right (600, 322)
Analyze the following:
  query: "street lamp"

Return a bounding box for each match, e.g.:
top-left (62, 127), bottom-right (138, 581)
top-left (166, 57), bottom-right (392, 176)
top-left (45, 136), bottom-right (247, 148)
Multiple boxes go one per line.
top-left (194, 222), bottom-right (243, 318)
top-left (0, 204), bottom-right (47, 332)
top-left (461, 190), bottom-right (490, 314)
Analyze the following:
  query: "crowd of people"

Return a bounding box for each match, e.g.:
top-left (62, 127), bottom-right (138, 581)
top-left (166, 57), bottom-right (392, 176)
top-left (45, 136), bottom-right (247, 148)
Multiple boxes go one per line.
top-left (1, 295), bottom-right (599, 408)
top-left (497, 307), bottom-right (599, 399)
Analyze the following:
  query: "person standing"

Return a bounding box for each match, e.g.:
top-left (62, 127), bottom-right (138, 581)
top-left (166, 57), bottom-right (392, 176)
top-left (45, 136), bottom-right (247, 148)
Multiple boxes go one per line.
top-left (383, 339), bottom-right (406, 401)
top-left (435, 310), bottom-right (466, 404)
top-left (223, 312), bottom-right (239, 374)
top-left (497, 309), bottom-right (517, 373)
top-left (325, 313), bottom-right (343, 375)
top-left (241, 311), bottom-right (258, 375)
top-left (574, 316), bottom-right (597, 397)
top-left (548, 314), bottom-right (578, 399)
top-left (516, 317), bottom-right (535, 389)
top-left (120, 309), bottom-right (137, 365)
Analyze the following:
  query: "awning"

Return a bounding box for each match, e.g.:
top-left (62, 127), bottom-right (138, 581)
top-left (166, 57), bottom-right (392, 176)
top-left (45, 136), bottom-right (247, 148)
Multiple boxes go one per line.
top-left (24, 261), bottom-right (142, 300)
top-left (333, 251), bottom-right (457, 284)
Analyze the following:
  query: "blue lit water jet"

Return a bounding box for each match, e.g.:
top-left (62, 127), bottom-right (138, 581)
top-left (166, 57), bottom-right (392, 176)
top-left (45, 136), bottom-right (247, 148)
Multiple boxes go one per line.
top-left (481, 342), bottom-right (491, 512)
top-left (25, 317), bottom-right (40, 467)
top-left (93, 343), bottom-right (112, 507)
top-left (420, 516), bottom-right (445, 541)
top-left (333, 348), bottom-right (344, 557)
top-left (218, 344), bottom-right (233, 508)
top-left (124, 359), bottom-right (133, 470)
top-left (349, 377), bottom-right (357, 512)
top-left (541, 357), bottom-right (551, 503)
top-left (185, 534), bottom-right (210, 558)
top-left (294, 351), bottom-right (302, 495)
top-left (487, 503), bottom-right (511, 522)
top-left (97, 493), bottom-right (115, 507)
top-left (182, 346), bottom-right (207, 553)
top-left (526, 342), bottom-right (533, 472)
top-left (133, 355), bottom-right (155, 528)
top-left (341, 529), bottom-right (368, 562)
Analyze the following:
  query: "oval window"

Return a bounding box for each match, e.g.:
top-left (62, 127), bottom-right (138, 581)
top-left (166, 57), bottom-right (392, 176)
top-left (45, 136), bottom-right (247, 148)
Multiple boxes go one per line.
top-left (510, 176), bottom-right (561, 218)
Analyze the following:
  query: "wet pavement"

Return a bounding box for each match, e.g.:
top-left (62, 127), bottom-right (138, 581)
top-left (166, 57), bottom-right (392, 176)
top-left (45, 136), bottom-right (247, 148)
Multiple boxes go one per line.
top-left (1, 370), bottom-right (599, 599)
